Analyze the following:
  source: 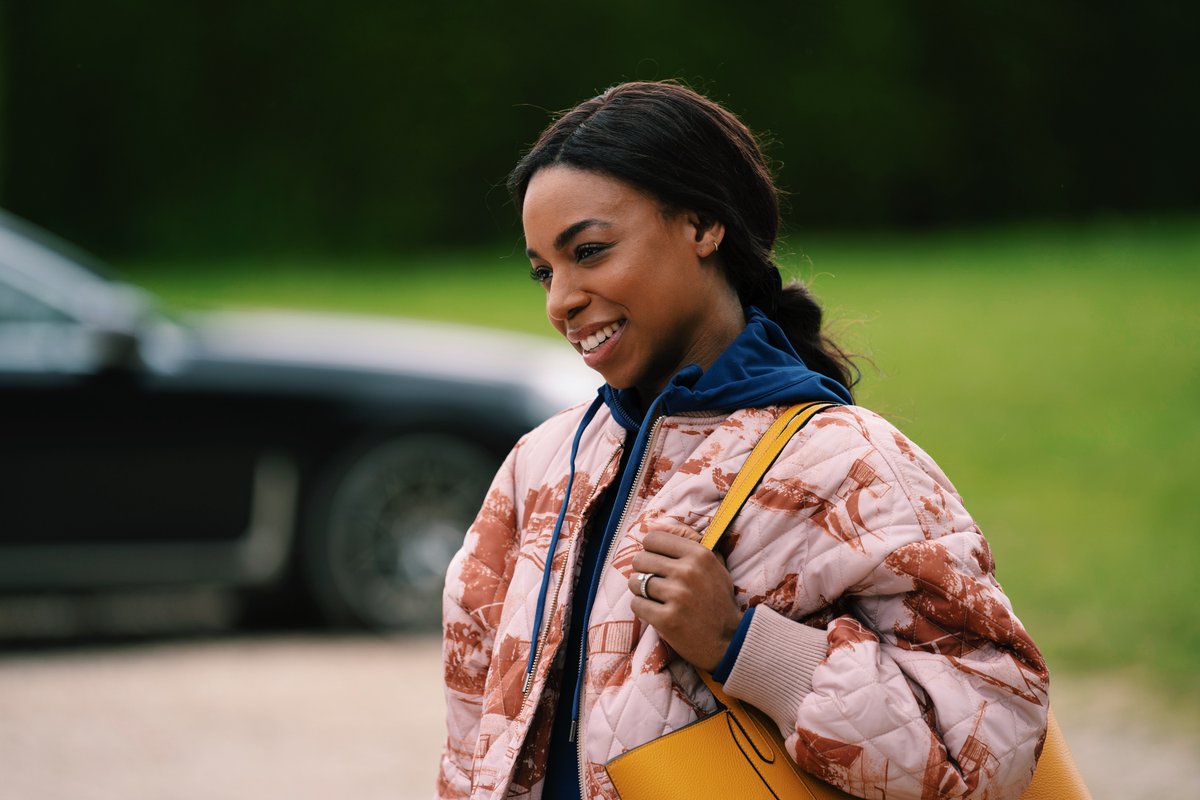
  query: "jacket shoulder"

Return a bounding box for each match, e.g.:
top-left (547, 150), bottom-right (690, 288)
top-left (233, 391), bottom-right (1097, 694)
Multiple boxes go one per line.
top-left (783, 404), bottom-right (948, 481)
top-left (507, 398), bottom-right (620, 485)
top-left (519, 399), bottom-right (596, 445)
top-left (765, 403), bottom-right (973, 542)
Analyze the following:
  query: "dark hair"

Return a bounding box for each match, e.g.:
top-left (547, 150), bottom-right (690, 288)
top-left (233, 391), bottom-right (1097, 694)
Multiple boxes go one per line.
top-left (508, 81), bottom-right (857, 394)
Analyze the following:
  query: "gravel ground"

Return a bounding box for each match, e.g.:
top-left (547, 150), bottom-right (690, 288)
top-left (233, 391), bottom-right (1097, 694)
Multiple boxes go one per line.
top-left (0, 635), bottom-right (1196, 800)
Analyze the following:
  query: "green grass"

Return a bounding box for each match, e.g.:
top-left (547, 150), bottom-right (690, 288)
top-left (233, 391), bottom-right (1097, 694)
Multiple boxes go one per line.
top-left (120, 216), bottom-right (1200, 699)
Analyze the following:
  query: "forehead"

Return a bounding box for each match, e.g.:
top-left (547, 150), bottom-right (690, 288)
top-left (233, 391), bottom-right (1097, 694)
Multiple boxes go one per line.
top-left (521, 166), bottom-right (658, 235)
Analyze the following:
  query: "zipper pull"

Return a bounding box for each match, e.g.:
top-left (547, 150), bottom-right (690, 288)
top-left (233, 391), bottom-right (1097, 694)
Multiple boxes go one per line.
top-left (568, 719), bottom-right (578, 743)
top-left (522, 670), bottom-right (533, 695)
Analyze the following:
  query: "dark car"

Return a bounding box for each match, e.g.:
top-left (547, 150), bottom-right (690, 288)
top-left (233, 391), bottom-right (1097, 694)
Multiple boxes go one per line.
top-left (0, 210), bottom-right (597, 629)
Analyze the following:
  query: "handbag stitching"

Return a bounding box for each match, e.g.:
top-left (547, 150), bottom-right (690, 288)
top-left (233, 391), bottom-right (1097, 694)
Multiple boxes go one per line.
top-left (725, 712), bottom-right (785, 800)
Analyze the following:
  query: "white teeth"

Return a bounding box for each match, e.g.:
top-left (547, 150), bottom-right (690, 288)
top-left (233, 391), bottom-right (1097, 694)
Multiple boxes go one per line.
top-left (582, 322), bottom-right (621, 353)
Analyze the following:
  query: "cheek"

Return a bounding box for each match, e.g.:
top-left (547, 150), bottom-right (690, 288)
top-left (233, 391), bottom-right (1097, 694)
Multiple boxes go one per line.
top-left (637, 261), bottom-right (690, 306)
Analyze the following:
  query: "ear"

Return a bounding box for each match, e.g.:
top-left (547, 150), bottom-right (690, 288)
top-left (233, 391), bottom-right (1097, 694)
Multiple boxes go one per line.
top-left (685, 212), bottom-right (725, 258)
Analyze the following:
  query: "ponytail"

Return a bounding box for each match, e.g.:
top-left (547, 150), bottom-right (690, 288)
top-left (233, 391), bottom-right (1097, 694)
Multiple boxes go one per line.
top-left (726, 242), bottom-right (858, 395)
top-left (773, 279), bottom-right (859, 393)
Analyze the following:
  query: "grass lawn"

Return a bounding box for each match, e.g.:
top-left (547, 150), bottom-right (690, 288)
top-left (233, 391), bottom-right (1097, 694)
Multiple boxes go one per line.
top-left (120, 215), bottom-right (1200, 700)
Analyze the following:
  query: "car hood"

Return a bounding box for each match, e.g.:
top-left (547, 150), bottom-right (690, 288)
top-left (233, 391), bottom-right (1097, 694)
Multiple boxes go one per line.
top-left (145, 308), bottom-right (601, 416)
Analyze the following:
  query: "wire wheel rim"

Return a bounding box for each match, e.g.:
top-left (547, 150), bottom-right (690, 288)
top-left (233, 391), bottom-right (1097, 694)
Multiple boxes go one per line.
top-left (318, 434), bottom-right (494, 628)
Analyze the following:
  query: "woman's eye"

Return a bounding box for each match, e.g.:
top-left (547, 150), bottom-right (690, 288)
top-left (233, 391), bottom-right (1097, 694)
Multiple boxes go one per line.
top-left (529, 265), bottom-right (552, 285)
top-left (575, 243), bottom-right (608, 261)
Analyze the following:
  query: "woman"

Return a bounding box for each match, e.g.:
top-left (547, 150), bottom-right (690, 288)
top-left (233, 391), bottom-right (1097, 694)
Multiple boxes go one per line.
top-left (439, 81), bottom-right (1048, 800)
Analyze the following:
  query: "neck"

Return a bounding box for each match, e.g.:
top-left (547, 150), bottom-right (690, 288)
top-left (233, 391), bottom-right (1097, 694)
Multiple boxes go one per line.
top-left (634, 304), bottom-right (747, 404)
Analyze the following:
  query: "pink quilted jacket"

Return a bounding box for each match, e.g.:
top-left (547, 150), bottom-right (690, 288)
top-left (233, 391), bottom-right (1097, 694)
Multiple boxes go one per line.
top-left (439, 402), bottom-right (1049, 799)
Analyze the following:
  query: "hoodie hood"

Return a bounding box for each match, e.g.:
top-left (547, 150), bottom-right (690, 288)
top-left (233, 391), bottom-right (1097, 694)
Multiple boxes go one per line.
top-left (600, 306), bottom-right (852, 430)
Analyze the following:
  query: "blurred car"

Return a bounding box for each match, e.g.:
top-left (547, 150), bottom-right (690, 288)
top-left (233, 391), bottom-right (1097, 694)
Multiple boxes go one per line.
top-left (0, 209), bottom-right (598, 629)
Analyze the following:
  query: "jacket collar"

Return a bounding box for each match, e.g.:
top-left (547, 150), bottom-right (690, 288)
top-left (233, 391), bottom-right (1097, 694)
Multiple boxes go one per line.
top-left (599, 306), bottom-right (851, 431)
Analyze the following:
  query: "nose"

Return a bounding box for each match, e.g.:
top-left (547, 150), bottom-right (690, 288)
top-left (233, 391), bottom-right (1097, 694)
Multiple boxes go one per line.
top-left (546, 270), bottom-right (588, 323)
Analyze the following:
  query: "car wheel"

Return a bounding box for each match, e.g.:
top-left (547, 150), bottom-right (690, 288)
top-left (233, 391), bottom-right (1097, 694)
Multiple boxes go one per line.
top-left (304, 433), bottom-right (497, 630)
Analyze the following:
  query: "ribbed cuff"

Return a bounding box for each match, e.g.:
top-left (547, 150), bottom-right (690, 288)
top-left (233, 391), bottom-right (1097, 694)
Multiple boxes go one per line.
top-left (722, 605), bottom-right (829, 728)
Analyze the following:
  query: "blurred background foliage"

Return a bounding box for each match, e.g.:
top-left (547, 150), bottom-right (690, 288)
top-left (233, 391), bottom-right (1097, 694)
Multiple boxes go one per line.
top-left (1, 1), bottom-right (1196, 257)
top-left (0, 2), bottom-right (1197, 695)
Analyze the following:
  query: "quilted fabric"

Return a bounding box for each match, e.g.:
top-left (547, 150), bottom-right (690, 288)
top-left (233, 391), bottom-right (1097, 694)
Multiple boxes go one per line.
top-left (438, 403), bottom-right (1049, 800)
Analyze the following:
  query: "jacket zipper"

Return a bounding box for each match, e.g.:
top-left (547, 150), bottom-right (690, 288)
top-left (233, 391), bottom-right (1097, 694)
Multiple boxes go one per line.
top-left (574, 414), bottom-right (664, 791)
top-left (522, 445), bottom-right (622, 699)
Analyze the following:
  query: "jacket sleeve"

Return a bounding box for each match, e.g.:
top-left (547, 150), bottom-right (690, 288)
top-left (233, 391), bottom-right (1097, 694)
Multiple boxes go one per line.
top-left (437, 446), bottom-right (522, 799)
top-left (721, 413), bottom-right (1050, 800)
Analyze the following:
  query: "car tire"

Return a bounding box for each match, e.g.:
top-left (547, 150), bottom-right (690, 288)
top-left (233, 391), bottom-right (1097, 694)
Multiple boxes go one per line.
top-left (303, 432), bottom-right (498, 630)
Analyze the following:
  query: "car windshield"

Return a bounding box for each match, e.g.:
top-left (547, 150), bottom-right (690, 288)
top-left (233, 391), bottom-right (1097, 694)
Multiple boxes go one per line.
top-left (0, 210), bottom-right (154, 328)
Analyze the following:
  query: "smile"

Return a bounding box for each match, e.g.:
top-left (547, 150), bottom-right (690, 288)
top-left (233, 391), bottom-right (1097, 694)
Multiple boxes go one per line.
top-left (582, 322), bottom-right (623, 353)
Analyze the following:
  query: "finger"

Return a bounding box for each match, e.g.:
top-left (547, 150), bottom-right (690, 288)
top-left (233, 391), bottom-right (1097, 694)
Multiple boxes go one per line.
top-left (644, 520), bottom-right (703, 543)
top-left (629, 595), bottom-right (656, 622)
top-left (643, 520), bottom-right (703, 542)
top-left (630, 551), bottom-right (680, 577)
top-left (632, 571), bottom-right (693, 608)
top-left (630, 594), bottom-right (673, 625)
top-left (627, 572), bottom-right (667, 604)
top-left (642, 530), bottom-right (707, 557)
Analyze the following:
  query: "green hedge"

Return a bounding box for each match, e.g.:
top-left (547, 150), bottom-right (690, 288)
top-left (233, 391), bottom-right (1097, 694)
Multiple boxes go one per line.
top-left (3, 1), bottom-right (1197, 257)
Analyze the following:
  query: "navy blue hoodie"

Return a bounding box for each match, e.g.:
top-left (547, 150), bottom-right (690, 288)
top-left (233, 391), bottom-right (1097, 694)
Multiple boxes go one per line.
top-left (535, 307), bottom-right (850, 797)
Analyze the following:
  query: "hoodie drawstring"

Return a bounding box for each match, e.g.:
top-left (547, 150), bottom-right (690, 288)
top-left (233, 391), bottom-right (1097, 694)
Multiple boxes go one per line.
top-left (523, 396), bottom-right (605, 690)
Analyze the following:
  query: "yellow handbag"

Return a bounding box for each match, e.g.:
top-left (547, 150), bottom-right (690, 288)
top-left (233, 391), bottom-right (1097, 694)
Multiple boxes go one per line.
top-left (605, 402), bottom-right (1092, 800)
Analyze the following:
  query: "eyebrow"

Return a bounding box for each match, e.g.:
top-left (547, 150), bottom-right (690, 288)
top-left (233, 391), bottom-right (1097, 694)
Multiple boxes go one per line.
top-left (525, 218), bottom-right (612, 259)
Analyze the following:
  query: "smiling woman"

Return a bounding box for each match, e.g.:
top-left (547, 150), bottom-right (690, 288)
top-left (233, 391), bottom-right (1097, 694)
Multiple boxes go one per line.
top-left (437, 82), bottom-right (1050, 800)
top-left (521, 167), bottom-right (743, 399)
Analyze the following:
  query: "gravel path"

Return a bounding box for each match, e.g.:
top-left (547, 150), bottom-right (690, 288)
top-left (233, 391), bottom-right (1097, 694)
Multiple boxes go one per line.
top-left (0, 635), bottom-right (1195, 800)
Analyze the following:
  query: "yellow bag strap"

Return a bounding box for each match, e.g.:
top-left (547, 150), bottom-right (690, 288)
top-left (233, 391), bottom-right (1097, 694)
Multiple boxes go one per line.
top-left (700, 401), bottom-right (836, 551)
top-left (696, 402), bottom-right (835, 762)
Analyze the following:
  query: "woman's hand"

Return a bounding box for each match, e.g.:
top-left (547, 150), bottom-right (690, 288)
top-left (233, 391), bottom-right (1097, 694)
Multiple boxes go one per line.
top-left (628, 521), bottom-right (744, 672)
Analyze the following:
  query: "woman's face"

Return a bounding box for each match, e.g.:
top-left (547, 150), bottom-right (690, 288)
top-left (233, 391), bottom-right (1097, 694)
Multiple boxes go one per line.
top-left (522, 166), bottom-right (743, 402)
